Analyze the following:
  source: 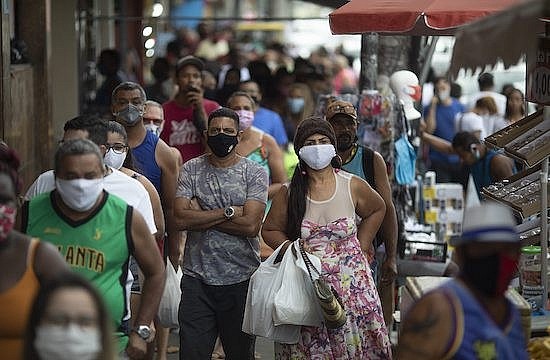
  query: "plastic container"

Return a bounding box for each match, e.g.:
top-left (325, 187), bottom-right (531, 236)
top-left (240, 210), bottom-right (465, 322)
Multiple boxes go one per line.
top-left (520, 245), bottom-right (544, 312)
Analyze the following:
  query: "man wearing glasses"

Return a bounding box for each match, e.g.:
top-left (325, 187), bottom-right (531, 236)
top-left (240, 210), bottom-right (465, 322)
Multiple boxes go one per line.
top-left (23, 114), bottom-right (157, 237)
top-left (174, 107), bottom-right (268, 359)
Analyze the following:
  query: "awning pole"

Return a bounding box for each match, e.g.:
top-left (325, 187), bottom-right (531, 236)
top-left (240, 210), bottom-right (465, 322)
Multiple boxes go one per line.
top-left (360, 32), bottom-right (379, 91)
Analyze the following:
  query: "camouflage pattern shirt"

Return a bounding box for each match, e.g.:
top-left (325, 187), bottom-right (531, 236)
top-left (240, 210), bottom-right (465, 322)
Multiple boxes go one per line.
top-left (176, 154), bottom-right (268, 285)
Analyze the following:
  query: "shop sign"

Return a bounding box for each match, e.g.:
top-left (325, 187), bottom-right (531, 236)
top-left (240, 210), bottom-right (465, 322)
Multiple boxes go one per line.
top-left (527, 36), bottom-right (550, 105)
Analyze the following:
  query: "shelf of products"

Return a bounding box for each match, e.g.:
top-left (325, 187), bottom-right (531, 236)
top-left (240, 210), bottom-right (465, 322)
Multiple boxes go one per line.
top-left (483, 108), bottom-right (550, 316)
top-left (482, 165), bottom-right (550, 219)
top-left (486, 109), bottom-right (550, 167)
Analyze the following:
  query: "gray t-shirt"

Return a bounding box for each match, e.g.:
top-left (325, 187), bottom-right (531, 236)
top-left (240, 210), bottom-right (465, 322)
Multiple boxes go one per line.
top-left (176, 154), bottom-right (268, 285)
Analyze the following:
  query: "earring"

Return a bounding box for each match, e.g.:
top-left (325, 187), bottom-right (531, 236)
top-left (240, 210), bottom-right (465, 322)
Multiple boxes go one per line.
top-left (298, 162), bottom-right (307, 175)
top-left (332, 154), bottom-right (343, 171)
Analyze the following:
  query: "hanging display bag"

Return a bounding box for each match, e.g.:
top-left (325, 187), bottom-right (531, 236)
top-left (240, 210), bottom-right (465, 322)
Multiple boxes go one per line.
top-left (299, 241), bottom-right (346, 329)
top-left (395, 134), bottom-right (417, 185)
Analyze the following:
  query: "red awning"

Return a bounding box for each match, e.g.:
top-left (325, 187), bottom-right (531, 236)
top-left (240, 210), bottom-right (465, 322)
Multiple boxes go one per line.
top-left (329, 0), bottom-right (528, 35)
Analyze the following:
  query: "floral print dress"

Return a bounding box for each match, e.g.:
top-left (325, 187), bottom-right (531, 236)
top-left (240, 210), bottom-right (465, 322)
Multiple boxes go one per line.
top-left (275, 171), bottom-right (391, 360)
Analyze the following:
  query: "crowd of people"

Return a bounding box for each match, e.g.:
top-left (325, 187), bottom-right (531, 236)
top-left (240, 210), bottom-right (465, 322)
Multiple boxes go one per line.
top-left (0, 19), bottom-right (533, 360)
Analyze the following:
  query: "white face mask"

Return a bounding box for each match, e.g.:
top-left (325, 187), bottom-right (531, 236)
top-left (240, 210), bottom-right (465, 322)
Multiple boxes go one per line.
top-left (103, 148), bottom-right (127, 170)
top-left (34, 324), bottom-right (101, 360)
top-left (144, 123), bottom-right (161, 137)
top-left (235, 109), bottom-right (255, 130)
top-left (298, 144), bottom-right (336, 170)
top-left (55, 178), bottom-right (104, 212)
top-left (438, 89), bottom-right (451, 102)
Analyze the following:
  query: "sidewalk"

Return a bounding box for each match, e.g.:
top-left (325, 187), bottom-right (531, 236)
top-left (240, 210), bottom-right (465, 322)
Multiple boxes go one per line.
top-left (165, 332), bottom-right (274, 360)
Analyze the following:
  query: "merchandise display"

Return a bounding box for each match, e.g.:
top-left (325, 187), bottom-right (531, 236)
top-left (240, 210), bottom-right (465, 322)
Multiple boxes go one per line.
top-left (482, 106), bottom-right (550, 315)
top-left (485, 109), bottom-right (549, 167)
top-left (423, 183), bottom-right (464, 238)
top-left (483, 165), bottom-right (550, 219)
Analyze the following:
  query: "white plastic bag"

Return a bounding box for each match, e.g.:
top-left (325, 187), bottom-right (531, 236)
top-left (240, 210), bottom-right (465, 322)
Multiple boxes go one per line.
top-left (242, 241), bottom-right (301, 344)
top-left (272, 241), bottom-right (323, 327)
top-left (157, 261), bottom-right (183, 328)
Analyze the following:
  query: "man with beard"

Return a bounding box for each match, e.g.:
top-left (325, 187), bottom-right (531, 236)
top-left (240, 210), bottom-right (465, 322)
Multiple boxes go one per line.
top-left (326, 99), bottom-right (398, 329)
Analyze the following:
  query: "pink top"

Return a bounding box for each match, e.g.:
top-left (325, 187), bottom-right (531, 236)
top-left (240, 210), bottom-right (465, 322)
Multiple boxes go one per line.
top-left (161, 99), bottom-right (220, 164)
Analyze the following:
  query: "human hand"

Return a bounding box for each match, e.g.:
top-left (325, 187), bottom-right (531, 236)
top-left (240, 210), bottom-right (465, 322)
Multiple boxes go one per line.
top-left (380, 257), bottom-right (397, 285)
top-left (127, 332), bottom-right (147, 359)
top-left (186, 86), bottom-right (204, 108)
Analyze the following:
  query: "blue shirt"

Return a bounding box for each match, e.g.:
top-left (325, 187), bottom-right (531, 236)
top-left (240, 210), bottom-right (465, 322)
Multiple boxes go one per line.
top-left (424, 99), bottom-right (464, 164)
top-left (253, 107), bottom-right (289, 146)
top-left (342, 145), bottom-right (366, 180)
top-left (132, 131), bottom-right (162, 194)
top-left (440, 280), bottom-right (527, 360)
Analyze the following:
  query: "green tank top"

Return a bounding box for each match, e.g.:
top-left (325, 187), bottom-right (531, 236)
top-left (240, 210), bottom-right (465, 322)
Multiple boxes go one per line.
top-left (24, 191), bottom-right (132, 351)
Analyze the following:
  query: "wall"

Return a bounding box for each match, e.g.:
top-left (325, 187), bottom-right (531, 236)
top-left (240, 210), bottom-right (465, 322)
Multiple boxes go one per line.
top-left (51, 0), bottom-right (78, 143)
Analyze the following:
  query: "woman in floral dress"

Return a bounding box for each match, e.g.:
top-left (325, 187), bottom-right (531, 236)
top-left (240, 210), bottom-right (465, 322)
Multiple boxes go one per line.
top-left (262, 117), bottom-right (392, 359)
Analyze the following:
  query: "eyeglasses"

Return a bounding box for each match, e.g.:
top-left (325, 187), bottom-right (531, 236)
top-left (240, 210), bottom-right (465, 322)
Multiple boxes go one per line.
top-left (43, 314), bottom-right (98, 328)
top-left (104, 143), bottom-right (129, 154)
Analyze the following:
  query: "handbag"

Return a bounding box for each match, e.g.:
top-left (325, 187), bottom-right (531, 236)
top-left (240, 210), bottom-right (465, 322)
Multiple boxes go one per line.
top-left (299, 241), bottom-right (347, 329)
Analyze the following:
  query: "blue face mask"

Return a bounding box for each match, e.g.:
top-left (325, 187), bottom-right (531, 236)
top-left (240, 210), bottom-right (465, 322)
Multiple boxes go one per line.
top-left (288, 98), bottom-right (305, 114)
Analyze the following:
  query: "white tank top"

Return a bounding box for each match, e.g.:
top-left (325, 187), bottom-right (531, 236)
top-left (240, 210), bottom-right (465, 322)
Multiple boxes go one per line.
top-left (304, 170), bottom-right (356, 225)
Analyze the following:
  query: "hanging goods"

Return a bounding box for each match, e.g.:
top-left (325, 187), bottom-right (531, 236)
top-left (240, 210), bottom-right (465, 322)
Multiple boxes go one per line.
top-left (299, 241), bottom-right (346, 329)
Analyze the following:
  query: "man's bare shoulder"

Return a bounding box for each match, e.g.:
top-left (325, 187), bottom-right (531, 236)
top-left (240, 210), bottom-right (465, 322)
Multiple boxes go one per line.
top-left (397, 290), bottom-right (456, 359)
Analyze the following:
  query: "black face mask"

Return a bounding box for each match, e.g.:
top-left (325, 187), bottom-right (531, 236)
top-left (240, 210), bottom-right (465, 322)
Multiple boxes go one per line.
top-left (336, 133), bottom-right (356, 152)
top-left (207, 133), bottom-right (238, 158)
top-left (460, 252), bottom-right (518, 298)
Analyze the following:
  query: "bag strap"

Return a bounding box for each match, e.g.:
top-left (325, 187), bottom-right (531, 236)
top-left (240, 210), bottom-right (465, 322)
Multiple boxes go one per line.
top-left (299, 241), bottom-right (320, 283)
top-left (361, 146), bottom-right (376, 190)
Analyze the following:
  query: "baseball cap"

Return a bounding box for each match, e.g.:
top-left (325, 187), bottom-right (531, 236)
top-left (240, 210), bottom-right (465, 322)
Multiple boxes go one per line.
top-left (176, 55), bottom-right (204, 75)
top-left (325, 100), bottom-right (357, 122)
top-left (449, 202), bottom-right (519, 246)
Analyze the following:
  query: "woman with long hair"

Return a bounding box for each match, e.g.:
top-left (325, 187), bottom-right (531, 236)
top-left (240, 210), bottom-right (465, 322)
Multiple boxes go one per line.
top-left (262, 118), bottom-right (392, 359)
top-left (504, 88), bottom-right (526, 125)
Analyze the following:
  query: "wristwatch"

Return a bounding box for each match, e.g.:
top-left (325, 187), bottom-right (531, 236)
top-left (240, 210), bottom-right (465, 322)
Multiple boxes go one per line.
top-left (224, 206), bottom-right (235, 220)
top-left (133, 325), bottom-right (152, 340)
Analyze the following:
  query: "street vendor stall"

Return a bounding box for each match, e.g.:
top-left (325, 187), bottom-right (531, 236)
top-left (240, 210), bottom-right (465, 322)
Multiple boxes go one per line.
top-left (450, 1), bottom-right (550, 356)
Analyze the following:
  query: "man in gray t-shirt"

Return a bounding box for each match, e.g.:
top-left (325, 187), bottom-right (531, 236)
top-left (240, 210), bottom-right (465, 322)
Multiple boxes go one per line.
top-left (174, 107), bottom-right (268, 360)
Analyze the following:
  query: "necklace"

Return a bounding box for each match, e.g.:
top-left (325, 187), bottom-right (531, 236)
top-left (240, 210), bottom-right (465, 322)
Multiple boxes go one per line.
top-left (343, 144), bottom-right (358, 164)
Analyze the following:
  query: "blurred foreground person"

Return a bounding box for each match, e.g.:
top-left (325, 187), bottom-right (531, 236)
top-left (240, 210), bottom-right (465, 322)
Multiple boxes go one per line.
top-left (0, 142), bottom-right (69, 359)
top-left (24, 272), bottom-right (116, 360)
top-left (397, 202), bottom-right (527, 359)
